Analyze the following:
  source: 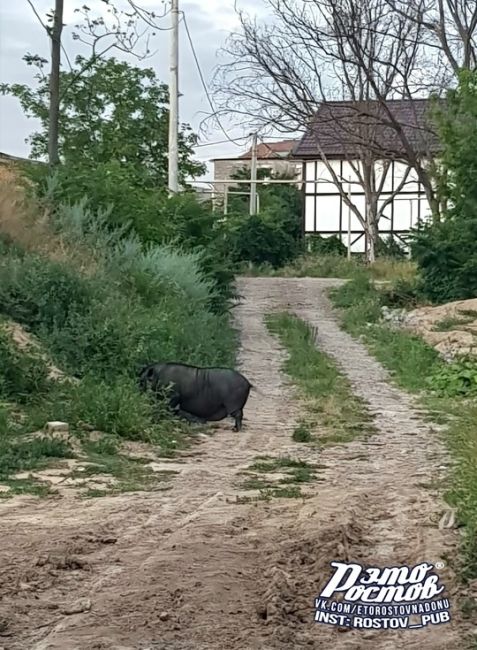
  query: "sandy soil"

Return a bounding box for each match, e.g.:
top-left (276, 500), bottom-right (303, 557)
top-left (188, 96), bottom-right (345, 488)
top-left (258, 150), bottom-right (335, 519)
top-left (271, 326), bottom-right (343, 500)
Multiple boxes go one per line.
top-left (402, 297), bottom-right (477, 358)
top-left (0, 278), bottom-right (467, 650)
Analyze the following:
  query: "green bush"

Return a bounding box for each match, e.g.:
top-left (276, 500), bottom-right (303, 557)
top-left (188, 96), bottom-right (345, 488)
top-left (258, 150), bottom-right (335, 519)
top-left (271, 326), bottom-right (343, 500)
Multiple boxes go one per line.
top-left (110, 239), bottom-right (216, 307)
top-left (0, 405), bottom-right (10, 434)
top-left (45, 376), bottom-right (160, 438)
top-left (0, 254), bottom-right (95, 331)
top-left (428, 358), bottom-right (477, 397)
top-left (412, 71), bottom-right (477, 303)
top-left (0, 198), bottom-right (237, 381)
top-left (222, 167), bottom-right (303, 269)
top-left (227, 211), bottom-right (300, 268)
top-left (379, 277), bottom-right (421, 308)
top-left (0, 328), bottom-right (51, 403)
top-left (307, 234), bottom-right (347, 256)
top-left (412, 217), bottom-right (477, 303)
top-left (376, 236), bottom-right (407, 259)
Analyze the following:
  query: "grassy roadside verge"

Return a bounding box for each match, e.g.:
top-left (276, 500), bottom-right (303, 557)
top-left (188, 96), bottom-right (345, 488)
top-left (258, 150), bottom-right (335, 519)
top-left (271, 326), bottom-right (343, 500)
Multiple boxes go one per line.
top-left (0, 321), bottom-right (202, 499)
top-left (265, 311), bottom-right (374, 446)
top-left (330, 277), bottom-right (477, 584)
top-left (243, 255), bottom-right (416, 282)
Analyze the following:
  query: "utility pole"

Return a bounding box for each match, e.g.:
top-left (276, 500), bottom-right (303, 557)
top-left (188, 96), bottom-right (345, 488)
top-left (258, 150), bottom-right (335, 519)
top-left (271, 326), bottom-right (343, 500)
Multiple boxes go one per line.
top-left (168, 0), bottom-right (179, 194)
top-left (347, 179), bottom-right (352, 260)
top-left (48, 0), bottom-right (64, 167)
top-left (249, 132), bottom-right (258, 215)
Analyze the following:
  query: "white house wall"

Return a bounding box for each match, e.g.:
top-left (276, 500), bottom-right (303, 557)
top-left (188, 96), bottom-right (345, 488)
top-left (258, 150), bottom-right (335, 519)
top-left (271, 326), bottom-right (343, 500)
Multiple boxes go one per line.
top-left (304, 158), bottom-right (431, 253)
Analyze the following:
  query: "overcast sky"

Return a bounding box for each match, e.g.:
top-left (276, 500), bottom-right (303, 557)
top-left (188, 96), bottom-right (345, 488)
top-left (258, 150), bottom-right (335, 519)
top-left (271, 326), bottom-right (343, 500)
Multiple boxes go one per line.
top-left (0, 0), bottom-right (271, 182)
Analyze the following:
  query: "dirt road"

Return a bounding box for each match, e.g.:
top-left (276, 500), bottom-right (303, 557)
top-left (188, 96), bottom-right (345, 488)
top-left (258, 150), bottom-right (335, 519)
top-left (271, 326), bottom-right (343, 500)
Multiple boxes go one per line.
top-left (0, 278), bottom-right (464, 649)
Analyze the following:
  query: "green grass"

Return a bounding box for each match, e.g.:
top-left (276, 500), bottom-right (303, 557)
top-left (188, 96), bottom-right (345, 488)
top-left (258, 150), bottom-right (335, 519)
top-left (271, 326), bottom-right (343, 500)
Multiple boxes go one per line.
top-left (432, 316), bottom-right (475, 332)
top-left (249, 456), bottom-right (311, 472)
top-left (292, 421), bottom-right (313, 443)
top-left (0, 391), bottom-right (187, 498)
top-left (0, 433), bottom-right (73, 496)
top-left (236, 485), bottom-right (305, 504)
top-left (244, 254), bottom-right (416, 282)
top-left (266, 312), bottom-right (374, 445)
top-left (0, 434), bottom-right (73, 478)
top-left (0, 478), bottom-right (53, 498)
top-left (70, 447), bottom-right (176, 496)
top-left (240, 455), bottom-right (319, 498)
top-left (330, 276), bottom-right (477, 581)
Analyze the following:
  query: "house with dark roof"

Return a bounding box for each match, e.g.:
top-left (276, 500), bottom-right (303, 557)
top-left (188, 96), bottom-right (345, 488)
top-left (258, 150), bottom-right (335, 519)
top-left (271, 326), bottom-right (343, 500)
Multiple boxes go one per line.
top-left (293, 98), bottom-right (440, 253)
top-left (211, 139), bottom-right (301, 195)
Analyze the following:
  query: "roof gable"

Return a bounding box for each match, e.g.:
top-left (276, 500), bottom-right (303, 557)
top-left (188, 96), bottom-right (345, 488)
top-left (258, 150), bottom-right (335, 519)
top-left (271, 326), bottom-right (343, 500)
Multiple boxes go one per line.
top-left (239, 139), bottom-right (299, 159)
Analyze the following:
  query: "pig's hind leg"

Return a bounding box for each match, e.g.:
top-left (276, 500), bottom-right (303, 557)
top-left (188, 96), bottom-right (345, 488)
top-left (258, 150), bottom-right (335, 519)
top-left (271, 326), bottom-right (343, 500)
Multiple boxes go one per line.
top-left (230, 408), bottom-right (243, 432)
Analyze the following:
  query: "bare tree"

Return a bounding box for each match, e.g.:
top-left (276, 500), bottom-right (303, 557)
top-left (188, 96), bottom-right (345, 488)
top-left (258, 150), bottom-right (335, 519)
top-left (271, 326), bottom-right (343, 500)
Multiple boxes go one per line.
top-left (386, 0), bottom-right (477, 74)
top-left (317, 0), bottom-right (443, 217)
top-left (213, 0), bottom-right (435, 260)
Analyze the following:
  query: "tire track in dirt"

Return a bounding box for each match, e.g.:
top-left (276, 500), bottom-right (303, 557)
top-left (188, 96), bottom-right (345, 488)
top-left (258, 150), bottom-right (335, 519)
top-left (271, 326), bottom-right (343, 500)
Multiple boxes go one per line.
top-left (241, 278), bottom-right (463, 650)
top-left (0, 278), bottom-right (465, 650)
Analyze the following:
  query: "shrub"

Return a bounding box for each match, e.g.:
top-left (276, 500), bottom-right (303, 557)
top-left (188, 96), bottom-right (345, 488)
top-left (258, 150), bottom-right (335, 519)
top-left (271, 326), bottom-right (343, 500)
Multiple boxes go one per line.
top-left (47, 376), bottom-right (161, 438)
top-left (227, 211), bottom-right (300, 268)
top-left (110, 239), bottom-right (216, 307)
top-left (379, 277), bottom-right (421, 308)
top-left (376, 236), bottom-right (407, 259)
top-left (0, 254), bottom-right (95, 331)
top-left (0, 196), bottom-right (237, 382)
top-left (0, 328), bottom-right (51, 403)
top-left (412, 71), bottom-right (477, 303)
top-left (307, 234), bottom-right (347, 256)
top-left (411, 217), bottom-right (477, 303)
top-left (428, 358), bottom-right (477, 398)
top-left (0, 405), bottom-right (10, 434)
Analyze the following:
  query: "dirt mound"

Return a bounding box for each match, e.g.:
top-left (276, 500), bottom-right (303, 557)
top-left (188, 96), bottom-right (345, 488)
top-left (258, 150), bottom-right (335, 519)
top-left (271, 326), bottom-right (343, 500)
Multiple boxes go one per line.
top-left (402, 297), bottom-right (477, 359)
top-left (258, 521), bottom-right (365, 641)
top-left (0, 164), bottom-right (55, 254)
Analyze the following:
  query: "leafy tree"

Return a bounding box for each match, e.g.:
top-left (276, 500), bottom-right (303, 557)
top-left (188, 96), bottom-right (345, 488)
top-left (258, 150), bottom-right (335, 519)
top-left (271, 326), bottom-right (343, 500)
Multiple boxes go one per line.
top-left (412, 70), bottom-right (477, 303)
top-left (4, 56), bottom-right (204, 187)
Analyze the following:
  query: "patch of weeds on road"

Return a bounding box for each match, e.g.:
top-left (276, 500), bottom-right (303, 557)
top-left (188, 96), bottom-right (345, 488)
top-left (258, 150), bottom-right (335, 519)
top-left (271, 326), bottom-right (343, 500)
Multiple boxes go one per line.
top-left (0, 422), bottom-right (179, 498)
top-left (239, 455), bottom-right (321, 499)
top-left (266, 312), bottom-right (374, 446)
top-left (236, 485), bottom-right (305, 504)
top-left (261, 486), bottom-right (304, 499)
top-left (72, 436), bottom-right (177, 496)
top-left (0, 477), bottom-right (54, 498)
top-left (0, 432), bottom-right (73, 497)
top-left (293, 421), bottom-right (313, 443)
top-left (249, 455), bottom-right (311, 473)
top-left (330, 276), bottom-right (477, 582)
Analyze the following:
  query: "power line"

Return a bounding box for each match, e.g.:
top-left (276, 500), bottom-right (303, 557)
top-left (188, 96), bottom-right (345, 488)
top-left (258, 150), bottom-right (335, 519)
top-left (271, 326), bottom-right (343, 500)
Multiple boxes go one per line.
top-left (181, 11), bottom-right (247, 148)
top-left (195, 136), bottom-right (250, 148)
top-left (195, 134), bottom-right (296, 155)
